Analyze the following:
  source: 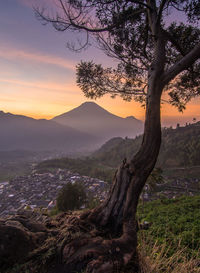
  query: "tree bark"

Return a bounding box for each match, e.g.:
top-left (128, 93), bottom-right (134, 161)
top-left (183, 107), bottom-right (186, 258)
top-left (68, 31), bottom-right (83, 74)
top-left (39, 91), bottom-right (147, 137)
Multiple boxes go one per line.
top-left (85, 81), bottom-right (162, 234)
top-left (85, 25), bottom-right (165, 236)
top-left (51, 14), bottom-right (167, 272)
top-left (75, 25), bottom-right (166, 271)
top-left (68, 80), bottom-right (163, 272)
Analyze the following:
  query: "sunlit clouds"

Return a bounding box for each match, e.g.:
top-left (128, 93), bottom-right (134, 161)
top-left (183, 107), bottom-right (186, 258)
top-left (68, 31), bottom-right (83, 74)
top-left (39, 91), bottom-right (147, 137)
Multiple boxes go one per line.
top-left (0, 0), bottom-right (199, 127)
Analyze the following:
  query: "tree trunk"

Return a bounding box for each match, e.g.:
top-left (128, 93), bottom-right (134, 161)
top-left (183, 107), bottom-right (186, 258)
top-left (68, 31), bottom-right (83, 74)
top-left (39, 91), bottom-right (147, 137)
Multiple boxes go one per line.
top-left (4, 28), bottom-right (167, 273)
top-left (85, 22), bottom-right (166, 238)
top-left (77, 30), bottom-right (166, 270)
top-left (17, 38), bottom-right (166, 273)
top-left (65, 81), bottom-right (163, 272)
top-left (85, 83), bottom-right (162, 231)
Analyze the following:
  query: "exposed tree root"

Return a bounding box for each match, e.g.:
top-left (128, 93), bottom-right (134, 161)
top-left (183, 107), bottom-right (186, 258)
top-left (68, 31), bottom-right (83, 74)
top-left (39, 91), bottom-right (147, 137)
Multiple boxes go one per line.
top-left (5, 211), bottom-right (139, 273)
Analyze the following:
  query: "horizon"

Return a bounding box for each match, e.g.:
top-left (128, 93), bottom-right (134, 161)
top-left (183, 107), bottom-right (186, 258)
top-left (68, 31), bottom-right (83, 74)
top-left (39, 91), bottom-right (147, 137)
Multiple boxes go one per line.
top-left (0, 100), bottom-right (198, 128)
top-left (0, 1), bottom-right (199, 127)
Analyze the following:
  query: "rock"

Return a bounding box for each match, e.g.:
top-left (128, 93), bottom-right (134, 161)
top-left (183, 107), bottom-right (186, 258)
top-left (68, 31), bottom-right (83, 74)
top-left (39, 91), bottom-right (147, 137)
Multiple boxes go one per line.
top-left (139, 221), bottom-right (152, 230)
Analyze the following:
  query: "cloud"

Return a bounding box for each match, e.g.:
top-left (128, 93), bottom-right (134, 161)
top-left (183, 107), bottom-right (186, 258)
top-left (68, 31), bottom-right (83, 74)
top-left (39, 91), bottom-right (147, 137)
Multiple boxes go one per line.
top-left (0, 46), bottom-right (76, 71)
top-left (0, 77), bottom-right (79, 93)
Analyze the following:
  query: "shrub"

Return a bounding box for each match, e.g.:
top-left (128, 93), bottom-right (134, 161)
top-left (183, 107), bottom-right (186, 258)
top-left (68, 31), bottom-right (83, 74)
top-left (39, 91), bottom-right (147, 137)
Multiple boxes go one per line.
top-left (56, 182), bottom-right (86, 211)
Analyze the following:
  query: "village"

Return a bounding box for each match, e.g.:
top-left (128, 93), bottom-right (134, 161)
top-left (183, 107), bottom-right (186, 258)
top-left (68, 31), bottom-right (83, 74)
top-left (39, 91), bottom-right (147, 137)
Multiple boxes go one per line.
top-left (0, 169), bottom-right (108, 217)
top-left (1, 166), bottom-right (200, 218)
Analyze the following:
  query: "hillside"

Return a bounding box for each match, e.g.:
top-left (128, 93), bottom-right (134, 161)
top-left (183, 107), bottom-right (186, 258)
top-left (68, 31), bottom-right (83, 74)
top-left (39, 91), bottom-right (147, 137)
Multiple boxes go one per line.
top-left (93, 122), bottom-right (200, 169)
top-left (52, 101), bottom-right (143, 141)
top-left (36, 121), bottom-right (200, 185)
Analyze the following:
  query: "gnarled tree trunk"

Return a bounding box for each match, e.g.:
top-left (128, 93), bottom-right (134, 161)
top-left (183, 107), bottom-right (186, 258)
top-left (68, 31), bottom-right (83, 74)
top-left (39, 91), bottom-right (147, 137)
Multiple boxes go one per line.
top-left (2, 23), bottom-right (168, 273)
top-left (86, 86), bottom-right (162, 234)
top-left (56, 27), bottom-right (166, 272)
top-left (73, 29), bottom-right (166, 272)
top-left (59, 81), bottom-right (163, 273)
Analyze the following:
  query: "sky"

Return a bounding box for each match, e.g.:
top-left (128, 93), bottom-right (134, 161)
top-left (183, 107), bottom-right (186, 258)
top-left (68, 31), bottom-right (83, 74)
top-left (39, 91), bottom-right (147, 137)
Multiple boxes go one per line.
top-left (0, 0), bottom-right (199, 127)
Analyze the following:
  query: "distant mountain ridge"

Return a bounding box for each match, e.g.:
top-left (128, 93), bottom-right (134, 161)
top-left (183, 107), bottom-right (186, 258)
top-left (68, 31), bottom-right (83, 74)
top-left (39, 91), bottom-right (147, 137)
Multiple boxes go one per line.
top-left (52, 102), bottom-right (143, 141)
top-left (0, 102), bottom-right (143, 155)
top-left (0, 110), bottom-right (99, 153)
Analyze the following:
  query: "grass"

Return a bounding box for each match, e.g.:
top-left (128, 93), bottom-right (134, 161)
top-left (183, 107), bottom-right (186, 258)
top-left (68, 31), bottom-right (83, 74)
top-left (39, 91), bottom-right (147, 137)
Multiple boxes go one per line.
top-left (3, 195), bottom-right (200, 273)
top-left (138, 236), bottom-right (200, 273)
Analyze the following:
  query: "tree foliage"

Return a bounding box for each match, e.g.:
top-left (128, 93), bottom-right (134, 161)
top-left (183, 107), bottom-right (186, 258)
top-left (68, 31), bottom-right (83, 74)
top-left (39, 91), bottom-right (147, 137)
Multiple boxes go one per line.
top-left (35, 0), bottom-right (200, 111)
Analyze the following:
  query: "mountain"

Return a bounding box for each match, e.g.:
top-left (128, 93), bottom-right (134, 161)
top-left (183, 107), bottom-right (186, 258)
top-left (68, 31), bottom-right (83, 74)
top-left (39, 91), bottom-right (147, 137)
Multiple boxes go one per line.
top-left (52, 102), bottom-right (143, 141)
top-left (0, 102), bottom-right (143, 155)
top-left (0, 111), bottom-right (99, 153)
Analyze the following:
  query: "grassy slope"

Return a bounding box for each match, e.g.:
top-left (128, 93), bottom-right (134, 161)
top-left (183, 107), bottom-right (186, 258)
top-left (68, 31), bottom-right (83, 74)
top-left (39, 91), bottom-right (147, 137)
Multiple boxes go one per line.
top-left (137, 196), bottom-right (200, 258)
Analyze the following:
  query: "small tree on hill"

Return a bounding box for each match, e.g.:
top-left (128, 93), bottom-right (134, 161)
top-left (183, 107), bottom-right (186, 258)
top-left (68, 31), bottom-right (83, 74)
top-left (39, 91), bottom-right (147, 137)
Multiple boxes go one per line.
top-left (35, 1), bottom-right (200, 272)
top-left (57, 182), bottom-right (87, 211)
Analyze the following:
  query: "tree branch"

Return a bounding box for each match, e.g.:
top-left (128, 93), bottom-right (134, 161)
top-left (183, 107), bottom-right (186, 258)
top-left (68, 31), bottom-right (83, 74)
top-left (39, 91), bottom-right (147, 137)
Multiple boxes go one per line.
top-left (34, 7), bottom-right (115, 33)
top-left (129, 0), bottom-right (153, 10)
top-left (162, 43), bottom-right (200, 85)
top-left (157, 0), bottom-right (168, 23)
top-left (147, 0), bottom-right (158, 36)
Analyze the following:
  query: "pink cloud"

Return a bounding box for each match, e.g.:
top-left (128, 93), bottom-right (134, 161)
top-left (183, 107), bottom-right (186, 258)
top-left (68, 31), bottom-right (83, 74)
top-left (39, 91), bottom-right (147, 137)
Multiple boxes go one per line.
top-left (0, 78), bottom-right (79, 93)
top-left (0, 46), bottom-right (76, 71)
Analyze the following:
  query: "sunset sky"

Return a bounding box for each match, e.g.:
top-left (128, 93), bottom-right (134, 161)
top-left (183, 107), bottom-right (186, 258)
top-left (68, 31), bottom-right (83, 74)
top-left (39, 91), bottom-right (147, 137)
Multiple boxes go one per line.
top-left (0, 0), bottom-right (199, 127)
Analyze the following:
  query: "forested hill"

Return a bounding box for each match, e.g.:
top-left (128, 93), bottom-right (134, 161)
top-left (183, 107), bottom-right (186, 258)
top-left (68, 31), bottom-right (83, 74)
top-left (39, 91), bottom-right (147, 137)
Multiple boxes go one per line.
top-left (37, 122), bottom-right (200, 182)
top-left (93, 122), bottom-right (200, 168)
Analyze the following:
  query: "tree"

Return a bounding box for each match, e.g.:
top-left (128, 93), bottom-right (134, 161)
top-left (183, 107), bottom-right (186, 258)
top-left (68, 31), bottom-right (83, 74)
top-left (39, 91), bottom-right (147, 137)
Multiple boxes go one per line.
top-left (57, 182), bottom-right (87, 211)
top-left (35, 1), bottom-right (200, 272)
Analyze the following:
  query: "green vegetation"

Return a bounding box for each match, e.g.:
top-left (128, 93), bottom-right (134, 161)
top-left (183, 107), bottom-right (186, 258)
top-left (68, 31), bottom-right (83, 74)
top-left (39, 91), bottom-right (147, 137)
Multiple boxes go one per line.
top-left (0, 162), bottom-right (31, 182)
top-left (93, 122), bottom-right (200, 170)
top-left (137, 196), bottom-right (200, 258)
top-left (37, 157), bottom-right (115, 183)
top-left (56, 182), bottom-right (87, 211)
top-left (0, 150), bottom-right (51, 182)
top-left (93, 136), bottom-right (142, 167)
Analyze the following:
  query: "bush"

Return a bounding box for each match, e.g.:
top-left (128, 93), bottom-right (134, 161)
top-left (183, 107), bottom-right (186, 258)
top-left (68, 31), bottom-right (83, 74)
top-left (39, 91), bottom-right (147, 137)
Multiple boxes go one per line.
top-left (56, 182), bottom-right (86, 211)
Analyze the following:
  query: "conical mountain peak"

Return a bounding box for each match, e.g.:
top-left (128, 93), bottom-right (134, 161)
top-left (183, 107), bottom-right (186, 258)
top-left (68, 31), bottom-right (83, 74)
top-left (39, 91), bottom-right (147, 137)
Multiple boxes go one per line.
top-left (52, 102), bottom-right (143, 140)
